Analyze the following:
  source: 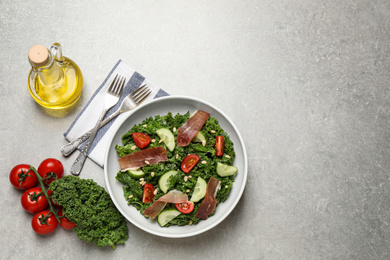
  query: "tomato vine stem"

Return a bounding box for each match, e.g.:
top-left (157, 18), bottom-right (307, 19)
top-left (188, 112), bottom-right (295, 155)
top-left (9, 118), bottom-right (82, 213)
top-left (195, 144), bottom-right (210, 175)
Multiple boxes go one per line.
top-left (28, 166), bottom-right (61, 223)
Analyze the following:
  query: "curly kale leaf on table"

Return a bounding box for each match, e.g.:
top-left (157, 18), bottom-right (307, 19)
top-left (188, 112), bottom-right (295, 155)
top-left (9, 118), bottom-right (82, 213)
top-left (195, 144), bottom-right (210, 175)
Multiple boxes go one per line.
top-left (49, 175), bottom-right (128, 249)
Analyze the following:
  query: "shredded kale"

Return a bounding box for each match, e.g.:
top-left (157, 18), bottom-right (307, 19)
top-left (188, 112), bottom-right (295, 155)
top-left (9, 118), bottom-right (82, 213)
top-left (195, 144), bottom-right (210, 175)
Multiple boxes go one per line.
top-left (115, 112), bottom-right (236, 227)
top-left (49, 175), bottom-right (128, 249)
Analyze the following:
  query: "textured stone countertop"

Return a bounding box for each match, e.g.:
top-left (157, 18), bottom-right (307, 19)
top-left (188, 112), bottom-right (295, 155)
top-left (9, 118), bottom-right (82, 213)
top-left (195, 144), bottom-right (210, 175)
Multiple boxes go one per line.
top-left (1, 1), bottom-right (389, 259)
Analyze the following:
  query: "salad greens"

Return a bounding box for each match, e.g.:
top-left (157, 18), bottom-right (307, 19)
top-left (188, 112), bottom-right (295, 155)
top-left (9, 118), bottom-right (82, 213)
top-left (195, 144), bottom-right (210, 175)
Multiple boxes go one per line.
top-left (49, 175), bottom-right (128, 249)
top-left (115, 112), bottom-right (236, 227)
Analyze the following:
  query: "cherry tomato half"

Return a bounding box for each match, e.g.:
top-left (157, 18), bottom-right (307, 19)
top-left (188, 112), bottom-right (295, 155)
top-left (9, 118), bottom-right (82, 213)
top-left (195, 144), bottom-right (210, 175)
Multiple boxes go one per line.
top-left (142, 183), bottom-right (155, 203)
top-left (132, 132), bottom-right (151, 149)
top-left (215, 136), bottom-right (225, 157)
top-left (9, 164), bottom-right (37, 190)
top-left (57, 208), bottom-right (76, 230)
top-left (181, 154), bottom-right (200, 173)
top-left (31, 210), bottom-right (58, 235)
top-left (37, 158), bottom-right (64, 185)
top-left (21, 187), bottom-right (49, 214)
top-left (176, 201), bottom-right (195, 214)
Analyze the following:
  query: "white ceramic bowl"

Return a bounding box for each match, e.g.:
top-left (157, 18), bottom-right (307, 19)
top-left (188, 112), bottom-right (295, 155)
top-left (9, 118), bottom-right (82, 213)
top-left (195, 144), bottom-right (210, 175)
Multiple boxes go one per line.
top-left (104, 96), bottom-right (248, 238)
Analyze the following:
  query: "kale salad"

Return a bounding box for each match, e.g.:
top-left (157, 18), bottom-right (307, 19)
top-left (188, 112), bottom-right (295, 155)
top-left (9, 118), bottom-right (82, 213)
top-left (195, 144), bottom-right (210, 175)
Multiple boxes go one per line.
top-left (115, 111), bottom-right (238, 227)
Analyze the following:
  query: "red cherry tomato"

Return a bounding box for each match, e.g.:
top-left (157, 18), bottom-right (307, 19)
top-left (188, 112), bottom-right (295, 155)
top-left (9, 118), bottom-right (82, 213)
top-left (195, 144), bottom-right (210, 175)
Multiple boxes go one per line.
top-left (215, 136), bottom-right (225, 156)
top-left (31, 210), bottom-right (58, 235)
top-left (175, 201), bottom-right (195, 214)
top-left (21, 187), bottom-right (49, 214)
top-left (57, 208), bottom-right (76, 229)
top-left (181, 154), bottom-right (200, 173)
top-left (47, 189), bottom-right (60, 207)
top-left (132, 132), bottom-right (151, 149)
top-left (9, 164), bottom-right (37, 190)
top-left (37, 158), bottom-right (64, 185)
top-left (142, 183), bottom-right (155, 203)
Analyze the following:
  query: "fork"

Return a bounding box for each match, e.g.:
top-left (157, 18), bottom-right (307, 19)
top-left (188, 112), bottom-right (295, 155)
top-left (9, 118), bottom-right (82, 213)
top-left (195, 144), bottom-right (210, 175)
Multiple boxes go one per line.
top-left (61, 84), bottom-right (151, 157)
top-left (70, 74), bottom-right (125, 176)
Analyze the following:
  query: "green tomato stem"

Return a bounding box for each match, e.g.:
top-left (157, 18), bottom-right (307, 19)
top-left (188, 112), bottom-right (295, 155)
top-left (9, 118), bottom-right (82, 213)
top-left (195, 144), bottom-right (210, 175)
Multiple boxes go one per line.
top-left (28, 166), bottom-right (61, 223)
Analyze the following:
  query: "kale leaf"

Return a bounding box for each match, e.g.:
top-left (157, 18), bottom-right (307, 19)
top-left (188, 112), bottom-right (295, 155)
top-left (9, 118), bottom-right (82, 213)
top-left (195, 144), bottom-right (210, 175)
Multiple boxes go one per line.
top-left (49, 175), bottom-right (128, 249)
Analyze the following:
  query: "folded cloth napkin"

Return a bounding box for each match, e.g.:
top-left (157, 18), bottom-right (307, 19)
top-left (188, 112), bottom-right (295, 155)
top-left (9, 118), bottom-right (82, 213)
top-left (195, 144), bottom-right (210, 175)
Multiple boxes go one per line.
top-left (64, 60), bottom-right (169, 167)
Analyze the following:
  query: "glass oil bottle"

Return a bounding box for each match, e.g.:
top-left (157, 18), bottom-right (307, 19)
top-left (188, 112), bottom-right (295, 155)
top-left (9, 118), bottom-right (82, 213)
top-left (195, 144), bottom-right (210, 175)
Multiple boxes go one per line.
top-left (28, 43), bottom-right (83, 110)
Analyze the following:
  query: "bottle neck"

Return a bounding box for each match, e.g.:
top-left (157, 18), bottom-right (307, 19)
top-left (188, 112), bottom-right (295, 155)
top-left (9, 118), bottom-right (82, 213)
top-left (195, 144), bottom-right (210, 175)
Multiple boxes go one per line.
top-left (31, 53), bottom-right (64, 86)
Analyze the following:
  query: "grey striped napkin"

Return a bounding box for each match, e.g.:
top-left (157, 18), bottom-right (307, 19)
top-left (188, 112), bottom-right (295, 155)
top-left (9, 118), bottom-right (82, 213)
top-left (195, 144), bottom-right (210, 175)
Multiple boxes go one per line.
top-left (64, 60), bottom-right (169, 167)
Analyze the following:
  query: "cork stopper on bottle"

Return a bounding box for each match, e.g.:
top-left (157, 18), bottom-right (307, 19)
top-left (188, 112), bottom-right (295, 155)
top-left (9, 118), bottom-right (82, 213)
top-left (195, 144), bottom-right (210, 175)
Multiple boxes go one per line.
top-left (28, 45), bottom-right (50, 67)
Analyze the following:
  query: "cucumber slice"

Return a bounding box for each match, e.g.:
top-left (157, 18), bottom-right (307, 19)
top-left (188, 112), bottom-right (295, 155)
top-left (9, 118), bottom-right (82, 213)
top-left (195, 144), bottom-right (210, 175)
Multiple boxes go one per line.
top-left (158, 170), bottom-right (178, 193)
top-left (190, 176), bottom-right (207, 202)
top-left (158, 209), bottom-right (181, 227)
top-left (126, 169), bottom-right (145, 178)
top-left (156, 128), bottom-right (175, 151)
top-left (191, 131), bottom-right (206, 143)
top-left (216, 162), bottom-right (238, 177)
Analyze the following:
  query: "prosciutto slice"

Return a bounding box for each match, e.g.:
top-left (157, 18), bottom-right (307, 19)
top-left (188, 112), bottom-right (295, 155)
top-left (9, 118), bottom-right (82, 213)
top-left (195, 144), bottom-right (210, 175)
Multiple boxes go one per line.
top-left (195, 177), bottom-right (221, 220)
top-left (118, 146), bottom-right (168, 171)
top-left (176, 110), bottom-right (210, 147)
top-left (144, 190), bottom-right (188, 219)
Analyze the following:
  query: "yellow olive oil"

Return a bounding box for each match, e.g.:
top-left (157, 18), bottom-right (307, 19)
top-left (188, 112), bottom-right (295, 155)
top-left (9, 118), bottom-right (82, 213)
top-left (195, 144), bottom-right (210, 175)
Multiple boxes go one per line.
top-left (31, 58), bottom-right (82, 109)
top-left (28, 44), bottom-right (83, 110)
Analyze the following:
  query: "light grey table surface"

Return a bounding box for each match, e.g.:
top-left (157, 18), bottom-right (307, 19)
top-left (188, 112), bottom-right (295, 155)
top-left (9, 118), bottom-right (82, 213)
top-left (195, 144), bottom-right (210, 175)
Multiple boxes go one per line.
top-left (1, 1), bottom-right (389, 259)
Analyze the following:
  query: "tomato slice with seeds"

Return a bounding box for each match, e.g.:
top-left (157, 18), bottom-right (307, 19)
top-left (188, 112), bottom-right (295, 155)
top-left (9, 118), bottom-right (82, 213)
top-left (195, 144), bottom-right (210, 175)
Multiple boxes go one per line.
top-left (132, 132), bottom-right (151, 149)
top-left (176, 201), bottom-right (195, 214)
top-left (142, 183), bottom-right (155, 203)
top-left (181, 154), bottom-right (200, 173)
top-left (215, 136), bottom-right (225, 156)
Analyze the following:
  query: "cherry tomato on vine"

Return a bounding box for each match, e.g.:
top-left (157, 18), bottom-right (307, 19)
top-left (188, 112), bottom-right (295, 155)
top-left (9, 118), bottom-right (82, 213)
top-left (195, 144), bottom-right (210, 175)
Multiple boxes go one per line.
top-left (21, 187), bottom-right (49, 214)
top-left (181, 154), bottom-right (200, 173)
top-left (47, 189), bottom-right (60, 207)
top-left (31, 210), bottom-right (58, 235)
top-left (37, 158), bottom-right (64, 185)
top-left (142, 183), bottom-right (155, 203)
top-left (9, 164), bottom-right (37, 190)
top-left (215, 136), bottom-right (225, 156)
top-left (132, 132), bottom-right (151, 149)
top-left (57, 208), bottom-right (76, 229)
top-left (175, 201), bottom-right (195, 214)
